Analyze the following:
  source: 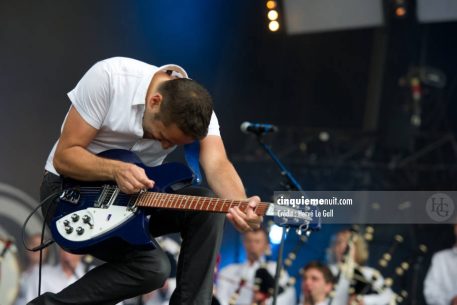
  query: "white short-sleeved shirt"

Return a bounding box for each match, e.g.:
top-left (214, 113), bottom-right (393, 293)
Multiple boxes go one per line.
top-left (424, 247), bottom-right (457, 305)
top-left (216, 257), bottom-right (296, 305)
top-left (45, 57), bottom-right (220, 175)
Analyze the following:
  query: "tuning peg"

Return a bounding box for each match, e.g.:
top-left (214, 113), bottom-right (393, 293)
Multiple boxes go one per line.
top-left (401, 262), bottom-right (409, 271)
top-left (394, 235), bottom-right (404, 243)
top-left (384, 277), bottom-right (393, 287)
top-left (419, 244), bottom-right (428, 253)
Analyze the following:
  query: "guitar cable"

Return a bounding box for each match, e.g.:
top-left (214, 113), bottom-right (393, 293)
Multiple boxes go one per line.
top-left (21, 191), bottom-right (59, 298)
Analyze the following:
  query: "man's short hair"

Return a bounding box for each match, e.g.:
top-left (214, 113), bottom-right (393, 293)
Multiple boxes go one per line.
top-left (303, 261), bottom-right (334, 284)
top-left (157, 78), bottom-right (213, 140)
top-left (244, 227), bottom-right (269, 240)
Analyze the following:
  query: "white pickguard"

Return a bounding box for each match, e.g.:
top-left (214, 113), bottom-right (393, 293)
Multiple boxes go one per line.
top-left (55, 206), bottom-right (135, 242)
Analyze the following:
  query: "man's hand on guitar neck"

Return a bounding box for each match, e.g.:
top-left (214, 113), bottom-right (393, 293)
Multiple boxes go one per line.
top-left (227, 196), bottom-right (263, 232)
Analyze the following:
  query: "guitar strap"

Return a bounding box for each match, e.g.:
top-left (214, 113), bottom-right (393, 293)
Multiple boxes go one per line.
top-left (184, 141), bottom-right (202, 185)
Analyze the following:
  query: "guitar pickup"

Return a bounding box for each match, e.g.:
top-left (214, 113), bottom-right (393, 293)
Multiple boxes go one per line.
top-left (60, 189), bottom-right (81, 205)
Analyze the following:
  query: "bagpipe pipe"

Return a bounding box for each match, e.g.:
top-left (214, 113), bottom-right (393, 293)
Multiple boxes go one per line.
top-left (220, 222), bottom-right (311, 305)
top-left (328, 226), bottom-right (390, 305)
top-left (328, 225), bottom-right (428, 305)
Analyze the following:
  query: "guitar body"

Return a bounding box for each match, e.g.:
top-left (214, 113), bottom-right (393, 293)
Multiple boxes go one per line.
top-left (50, 149), bottom-right (195, 255)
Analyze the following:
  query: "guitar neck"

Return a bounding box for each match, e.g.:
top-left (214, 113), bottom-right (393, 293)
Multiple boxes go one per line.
top-left (134, 192), bottom-right (270, 216)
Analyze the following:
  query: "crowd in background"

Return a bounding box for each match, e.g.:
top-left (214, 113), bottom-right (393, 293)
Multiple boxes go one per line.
top-left (7, 223), bottom-right (456, 305)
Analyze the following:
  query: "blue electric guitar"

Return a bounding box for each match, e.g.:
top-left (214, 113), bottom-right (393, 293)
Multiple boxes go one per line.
top-left (50, 149), bottom-right (311, 254)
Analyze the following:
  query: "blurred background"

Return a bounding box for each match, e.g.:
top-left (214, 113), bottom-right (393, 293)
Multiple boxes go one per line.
top-left (1, 1), bottom-right (457, 304)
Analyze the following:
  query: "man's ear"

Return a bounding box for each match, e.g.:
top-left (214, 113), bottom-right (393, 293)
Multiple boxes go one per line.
top-left (147, 93), bottom-right (163, 111)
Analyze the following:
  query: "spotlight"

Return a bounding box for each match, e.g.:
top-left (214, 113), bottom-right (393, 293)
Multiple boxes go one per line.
top-left (269, 224), bottom-right (283, 244)
top-left (266, 0), bottom-right (280, 32)
top-left (266, 0), bottom-right (277, 10)
top-left (269, 21), bottom-right (280, 32)
top-left (268, 10), bottom-right (278, 21)
top-left (392, 0), bottom-right (408, 18)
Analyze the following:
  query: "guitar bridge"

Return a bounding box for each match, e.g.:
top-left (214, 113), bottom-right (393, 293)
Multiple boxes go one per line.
top-left (94, 185), bottom-right (119, 208)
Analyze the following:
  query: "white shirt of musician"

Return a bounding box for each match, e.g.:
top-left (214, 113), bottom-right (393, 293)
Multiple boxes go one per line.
top-left (329, 264), bottom-right (394, 305)
top-left (18, 263), bottom-right (85, 304)
top-left (216, 257), bottom-right (296, 305)
top-left (45, 57), bottom-right (220, 175)
top-left (424, 246), bottom-right (457, 305)
top-left (16, 262), bottom-right (124, 305)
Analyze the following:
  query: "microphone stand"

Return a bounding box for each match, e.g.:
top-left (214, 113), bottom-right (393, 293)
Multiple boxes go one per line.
top-left (255, 134), bottom-right (303, 192)
top-left (252, 133), bottom-right (320, 305)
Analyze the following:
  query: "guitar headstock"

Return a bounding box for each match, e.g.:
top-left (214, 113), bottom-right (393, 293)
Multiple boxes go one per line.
top-left (265, 202), bottom-right (314, 235)
top-left (266, 192), bottom-right (321, 235)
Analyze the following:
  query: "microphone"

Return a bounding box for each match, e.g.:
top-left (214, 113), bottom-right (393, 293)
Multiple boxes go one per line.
top-left (240, 122), bottom-right (278, 135)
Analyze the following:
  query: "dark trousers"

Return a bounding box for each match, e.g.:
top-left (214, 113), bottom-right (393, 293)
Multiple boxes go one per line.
top-left (29, 172), bottom-right (225, 305)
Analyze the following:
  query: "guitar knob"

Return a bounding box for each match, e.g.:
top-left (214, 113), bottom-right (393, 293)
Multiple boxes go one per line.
top-left (65, 226), bottom-right (73, 234)
top-left (71, 214), bottom-right (80, 222)
top-left (82, 215), bottom-right (91, 223)
top-left (76, 227), bottom-right (85, 236)
top-left (63, 220), bottom-right (70, 226)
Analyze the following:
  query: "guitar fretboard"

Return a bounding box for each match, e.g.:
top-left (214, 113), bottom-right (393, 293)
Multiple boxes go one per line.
top-left (134, 192), bottom-right (269, 215)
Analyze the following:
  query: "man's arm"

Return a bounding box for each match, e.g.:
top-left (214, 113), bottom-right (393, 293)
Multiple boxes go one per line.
top-left (199, 135), bottom-right (262, 231)
top-left (53, 106), bottom-right (154, 194)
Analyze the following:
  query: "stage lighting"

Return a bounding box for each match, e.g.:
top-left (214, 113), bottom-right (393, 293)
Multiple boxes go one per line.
top-left (269, 20), bottom-right (280, 32)
top-left (266, 0), bottom-right (280, 32)
top-left (268, 10), bottom-right (278, 21)
top-left (269, 224), bottom-right (283, 244)
top-left (266, 0), bottom-right (277, 10)
top-left (392, 0), bottom-right (408, 18)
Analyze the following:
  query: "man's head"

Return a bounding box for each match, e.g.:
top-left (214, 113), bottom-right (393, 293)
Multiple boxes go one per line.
top-left (243, 228), bottom-right (270, 263)
top-left (301, 261), bottom-right (334, 303)
top-left (330, 229), bottom-right (368, 265)
top-left (143, 78), bottom-right (213, 149)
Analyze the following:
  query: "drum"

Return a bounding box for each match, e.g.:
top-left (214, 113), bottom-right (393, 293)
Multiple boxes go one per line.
top-left (0, 238), bottom-right (20, 305)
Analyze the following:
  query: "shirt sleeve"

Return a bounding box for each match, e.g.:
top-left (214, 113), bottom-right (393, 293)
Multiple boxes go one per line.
top-left (215, 266), bottom-right (234, 305)
top-left (424, 253), bottom-right (451, 305)
top-left (361, 268), bottom-right (395, 305)
top-left (207, 111), bottom-right (221, 136)
top-left (67, 60), bottom-right (111, 129)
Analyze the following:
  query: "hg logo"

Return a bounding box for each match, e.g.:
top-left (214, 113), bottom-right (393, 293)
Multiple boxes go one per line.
top-left (426, 193), bottom-right (455, 222)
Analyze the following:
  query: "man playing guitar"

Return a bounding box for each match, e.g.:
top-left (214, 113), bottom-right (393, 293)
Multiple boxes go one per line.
top-left (29, 57), bottom-right (262, 305)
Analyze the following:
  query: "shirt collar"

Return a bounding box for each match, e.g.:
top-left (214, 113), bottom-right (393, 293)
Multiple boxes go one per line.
top-left (245, 256), bottom-right (267, 267)
top-left (132, 64), bottom-right (188, 106)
